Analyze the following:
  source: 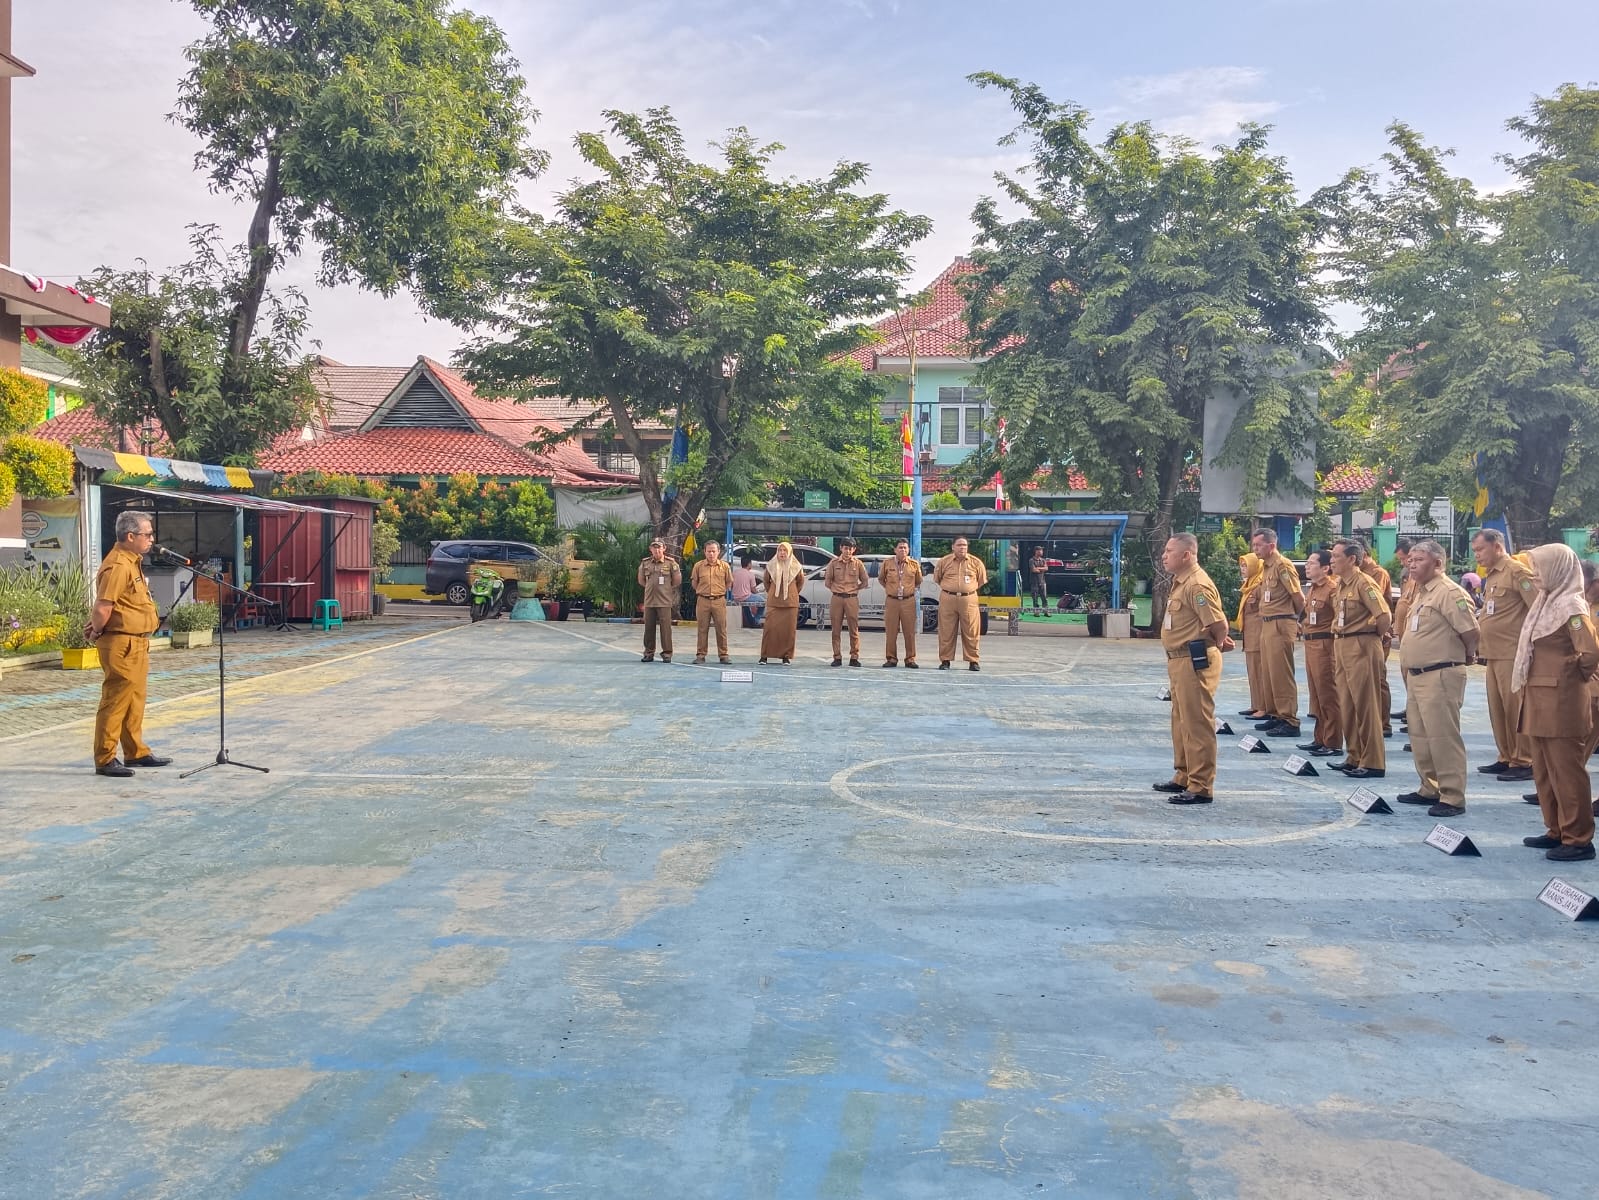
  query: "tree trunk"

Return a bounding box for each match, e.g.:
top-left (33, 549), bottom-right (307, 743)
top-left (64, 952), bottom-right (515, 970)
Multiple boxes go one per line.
top-left (224, 152), bottom-right (283, 400)
top-left (1503, 417), bottom-right (1569, 549)
top-left (1146, 439), bottom-right (1188, 631)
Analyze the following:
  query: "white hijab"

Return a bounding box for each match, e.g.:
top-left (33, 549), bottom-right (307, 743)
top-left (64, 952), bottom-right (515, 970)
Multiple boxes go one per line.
top-left (1512, 543), bottom-right (1590, 692)
top-left (766, 544), bottom-right (804, 600)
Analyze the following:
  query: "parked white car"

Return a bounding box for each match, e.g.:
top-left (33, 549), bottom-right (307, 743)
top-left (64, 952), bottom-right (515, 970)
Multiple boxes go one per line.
top-left (799, 557), bottom-right (987, 634)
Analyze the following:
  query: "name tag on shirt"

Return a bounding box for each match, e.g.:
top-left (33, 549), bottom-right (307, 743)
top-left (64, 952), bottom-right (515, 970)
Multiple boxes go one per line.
top-left (1307, 611), bottom-right (1317, 626)
top-left (1410, 612), bottom-right (1420, 632)
top-left (1485, 599), bottom-right (1496, 616)
top-left (1164, 610), bottom-right (1173, 630)
top-left (1264, 589), bottom-right (1273, 602)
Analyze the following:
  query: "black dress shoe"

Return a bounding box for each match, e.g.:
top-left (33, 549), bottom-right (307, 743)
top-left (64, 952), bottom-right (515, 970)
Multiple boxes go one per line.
top-left (1168, 791), bottom-right (1214, 805)
top-left (1427, 801), bottom-right (1464, 817)
top-left (969, 663), bottom-right (980, 672)
top-left (1402, 743), bottom-right (1411, 752)
top-left (1523, 834), bottom-right (1562, 849)
top-left (661, 655), bottom-right (672, 663)
top-left (1254, 719), bottom-right (1283, 732)
top-left (1345, 767), bottom-right (1386, 779)
top-left (1238, 708), bottom-right (1262, 717)
top-left (939, 661), bottom-right (951, 670)
top-left (1496, 766), bottom-right (1534, 782)
top-left (641, 654), bottom-right (655, 662)
top-left (1524, 793), bottom-right (1541, 805)
top-left (1295, 741), bottom-right (1326, 753)
top-left (1152, 781), bottom-right (1186, 793)
top-left (1396, 791), bottom-right (1439, 805)
top-left (95, 761), bottom-right (134, 778)
top-left (882, 661), bottom-right (896, 668)
top-left (126, 755), bottom-right (172, 767)
top-left (1476, 760), bottom-right (1509, 775)
top-left (1547, 842), bottom-right (1596, 861)
top-left (1382, 729), bottom-right (1394, 738)
top-left (1308, 745), bottom-right (1339, 757)
top-left (849, 658), bottom-right (861, 667)
top-left (831, 658), bottom-right (843, 667)
top-left (1327, 760), bottom-right (1353, 772)
top-left (758, 657), bottom-right (768, 664)
top-left (1266, 725), bottom-right (1301, 738)
top-left (904, 662), bottom-right (919, 669)
top-left (719, 657), bottom-right (732, 665)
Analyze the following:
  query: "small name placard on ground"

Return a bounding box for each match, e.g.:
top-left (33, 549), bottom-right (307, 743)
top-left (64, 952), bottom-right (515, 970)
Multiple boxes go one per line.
top-left (1238, 735), bottom-right (1269, 754)
top-left (1214, 719), bottom-right (1233, 735)
top-left (1157, 686), bottom-right (1171, 701)
top-left (1536, 878), bottom-right (1598, 921)
top-left (1282, 753), bottom-right (1318, 777)
top-left (1424, 823), bottom-right (1480, 857)
top-left (721, 669), bottom-right (754, 684)
top-left (1346, 787), bottom-right (1392, 814)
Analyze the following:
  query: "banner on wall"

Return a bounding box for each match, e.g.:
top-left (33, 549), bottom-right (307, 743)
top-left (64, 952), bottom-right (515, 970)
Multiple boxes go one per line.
top-left (17, 496), bottom-right (80, 566)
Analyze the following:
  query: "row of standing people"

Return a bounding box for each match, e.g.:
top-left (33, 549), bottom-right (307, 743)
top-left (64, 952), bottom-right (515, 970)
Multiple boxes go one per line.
top-left (636, 537), bottom-right (988, 669)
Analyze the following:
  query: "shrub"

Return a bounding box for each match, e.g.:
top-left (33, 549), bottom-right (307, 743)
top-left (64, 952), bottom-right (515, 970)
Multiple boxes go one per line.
top-left (168, 601), bottom-right (220, 633)
top-left (0, 435), bottom-right (74, 497)
top-left (0, 460), bottom-right (13, 510)
top-left (1201, 519), bottom-right (1249, 624)
top-left (571, 520), bottom-right (652, 613)
top-left (370, 519), bottom-right (400, 581)
top-left (0, 366), bottom-right (48, 436)
top-left (0, 566), bottom-right (56, 651)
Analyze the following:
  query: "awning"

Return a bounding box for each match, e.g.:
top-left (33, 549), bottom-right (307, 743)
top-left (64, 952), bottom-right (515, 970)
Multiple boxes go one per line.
top-left (74, 446), bottom-right (272, 491)
top-left (708, 508), bottom-right (1148, 543)
top-left (107, 485), bottom-right (346, 516)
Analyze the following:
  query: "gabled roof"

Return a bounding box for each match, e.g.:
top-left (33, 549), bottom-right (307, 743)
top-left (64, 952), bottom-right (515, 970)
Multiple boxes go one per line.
top-left (259, 425), bottom-right (634, 485)
top-left (311, 356), bottom-right (412, 429)
top-left (29, 406), bottom-right (173, 454)
top-left (849, 258), bottom-right (985, 370)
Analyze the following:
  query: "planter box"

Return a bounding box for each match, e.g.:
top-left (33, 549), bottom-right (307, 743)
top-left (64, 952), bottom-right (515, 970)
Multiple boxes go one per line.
top-left (172, 630), bottom-right (214, 650)
top-left (61, 647), bottom-right (100, 670)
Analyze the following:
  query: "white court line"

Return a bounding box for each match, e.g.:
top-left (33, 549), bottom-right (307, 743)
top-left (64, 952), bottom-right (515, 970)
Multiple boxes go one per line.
top-left (830, 751), bottom-right (1365, 848)
top-left (0, 623), bottom-right (470, 747)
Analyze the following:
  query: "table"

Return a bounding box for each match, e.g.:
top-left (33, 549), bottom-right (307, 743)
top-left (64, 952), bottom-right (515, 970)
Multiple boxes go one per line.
top-left (252, 581), bottom-right (317, 632)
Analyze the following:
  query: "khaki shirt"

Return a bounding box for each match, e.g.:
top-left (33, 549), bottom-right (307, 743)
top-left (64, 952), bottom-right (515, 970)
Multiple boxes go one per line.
top-left (1303, 576), bottom-right (1337, 636)
top-left (933, 553), bottom-right (987, 595)
top-left (690, 558), bottom-right (733, 599)
top-left (1391, 572), bottom-right (1419, 630)
top-left (94, 544), bottom-right (159, 635)
top-left (637, 556), bottom-right (681, 608)
top-left (1397, 574), bottom-right (1478, 669)
top-left (880, 556), bottom-right (922, 600)
top-left (823, 556), bottom-right (869, 595)
top-left (1334, 570), bottom-right (1390, 635)
top-left (1257, 552), bottom-right (1302, 618)
top-left (1361, 559), bottom-right (1393, 600)
top-left (1162, 564), bottom-right (1224, 652)
top-left (1478, 556), bottom-right (1536, 659)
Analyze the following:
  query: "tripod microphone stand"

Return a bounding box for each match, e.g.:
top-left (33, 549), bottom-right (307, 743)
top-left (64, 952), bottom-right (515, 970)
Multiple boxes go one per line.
top-left (153, 547), bottom-right (269, 778)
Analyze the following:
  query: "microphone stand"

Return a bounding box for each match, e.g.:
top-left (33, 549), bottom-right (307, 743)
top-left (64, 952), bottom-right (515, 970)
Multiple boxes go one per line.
top-left (154, 550), bottom-right (269, 778)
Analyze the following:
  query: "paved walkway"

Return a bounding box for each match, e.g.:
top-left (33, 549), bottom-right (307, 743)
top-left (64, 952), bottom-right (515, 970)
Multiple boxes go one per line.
top-left (0, 620), bottom-right (1591, 1197)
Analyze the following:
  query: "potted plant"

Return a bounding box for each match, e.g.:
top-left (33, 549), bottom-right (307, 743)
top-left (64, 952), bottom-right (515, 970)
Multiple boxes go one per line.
top-left (44, 563), bottom-right (97, 669)
top-left (169, 601), bottom-right (220, 649)
top-left (58, 613), bottom-right (97, 669)
top-left (516, 557), bottom-right (542, 599)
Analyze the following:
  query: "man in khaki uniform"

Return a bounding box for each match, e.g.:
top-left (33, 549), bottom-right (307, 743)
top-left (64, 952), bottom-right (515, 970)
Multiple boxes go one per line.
top-left (89, 511), bottom-right (169, 777)
top-left (690, 540), bottom-right (734, 664)
top-left (1153, 533), bottom-right (1230, 805)
top-left (1394, 540), bottom-right (1480, 817)
top-left (1296, 549), bottom-right (1342, 757)
top-left (934, 538), bottom-right (987, 670)
top-left (880, 539), bottom-right (922, 668)
top-left (637, 539), bottom-right (682, 663)
top-left (1472, 528), bottom-right (1536, 782)
top-left (823, 537), bottom-right (870, 666)
top-left (1330, 539), bottom-right (1392, 779)
top-left (1358, 544), bottom-right (1398, 735)
top-left (1250, 528), bottom-right (1305, 738)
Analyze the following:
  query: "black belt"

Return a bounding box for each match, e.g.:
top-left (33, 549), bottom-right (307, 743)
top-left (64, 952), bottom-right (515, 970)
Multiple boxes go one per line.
top-left (942, 590), bottom-right (975, 596)
top-left (695, 594), bottom-right (724, 600)
top-left (1262, 614), bottom-right (1298, 622)
top-left (831, 593), bottom-right (859, 598)
top-left (1304, 632), bottom-right (1332, 641)
top-left (1334, 629), bottom-right (1379, 638)
top-left (1408, 661), bottom-right (1464, 676)
top-left (105, 630), bottom-right (151, 638)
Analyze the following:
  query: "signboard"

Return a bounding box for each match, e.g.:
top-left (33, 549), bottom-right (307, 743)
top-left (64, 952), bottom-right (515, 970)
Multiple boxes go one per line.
top-left (1282, 753), bottom-right (1317, 777)
top-left (1238, 735), bottom-right (1269, 754)
top-left (803, 490), bottom-right (829, 511)
top-left (1346, 787), bottom-right (1393, 814)
top-left (720, 669), bottom-right (754, 684)
top-left (1536, 878), bottom-right (1598, 921)
top-left (13, 497), bottom-right (77, 567)
top-left (1424, 824), bottom-right (1480, 857)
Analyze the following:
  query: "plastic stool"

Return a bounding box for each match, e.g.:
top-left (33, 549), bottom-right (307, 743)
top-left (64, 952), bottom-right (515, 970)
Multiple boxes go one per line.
top-left (312, 598), bottom-right (343, 630)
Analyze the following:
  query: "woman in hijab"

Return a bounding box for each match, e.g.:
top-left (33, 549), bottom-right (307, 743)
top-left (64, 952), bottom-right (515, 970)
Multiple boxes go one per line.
top-left (1513, 542), bottom-right (1599, 861)
top-left (1237, 552), bottom-right (1268, 719)
top-left (759, 542), bottom-right (807, 665)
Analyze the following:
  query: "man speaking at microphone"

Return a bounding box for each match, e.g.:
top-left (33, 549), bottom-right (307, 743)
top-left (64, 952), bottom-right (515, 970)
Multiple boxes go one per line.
top-left (87, 512), bottom-right (171, 777)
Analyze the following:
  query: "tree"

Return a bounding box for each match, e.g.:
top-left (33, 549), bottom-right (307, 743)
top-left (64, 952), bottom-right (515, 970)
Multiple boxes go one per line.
top-left (73, 231), bottom-right (318, 464)
top-left (1318, 88), bottom-right (1599, 546)
top-left (458, 108), bottom-right (930, 547)
top-left (960, 75), bottom-right (1328, 625)
top-left (0, 368), bottom-right (68, 500)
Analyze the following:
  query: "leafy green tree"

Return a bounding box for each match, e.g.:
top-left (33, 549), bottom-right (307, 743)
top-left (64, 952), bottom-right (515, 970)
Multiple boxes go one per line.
top-left (961, 75), bottom-right (1328, 624)
top-left (458, 108), bottom-right (930, 546)
top-left (1318, 87), bottom-right (1599, 545)
top-left (0, 435), bottom-right (75, 498)
top-left (389, 474), bottom-right (554, 546)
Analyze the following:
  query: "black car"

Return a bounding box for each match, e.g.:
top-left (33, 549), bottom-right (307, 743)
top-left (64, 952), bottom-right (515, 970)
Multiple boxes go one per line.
top-left (425, 540), bottom-right (542, 605)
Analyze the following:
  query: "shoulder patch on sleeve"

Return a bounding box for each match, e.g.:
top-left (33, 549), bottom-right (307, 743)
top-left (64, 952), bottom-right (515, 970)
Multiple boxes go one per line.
top-left (1365, 587), bottom-right (1379, 600)
top-left (1457, 599), bottom-right (1471, 611)
top-left (1195, 594), bottom-right (1208, 606)
top-left (1571, 615), bottom-right (1585, 629)
top-left (1520, 579), bottom-right (1533, 591)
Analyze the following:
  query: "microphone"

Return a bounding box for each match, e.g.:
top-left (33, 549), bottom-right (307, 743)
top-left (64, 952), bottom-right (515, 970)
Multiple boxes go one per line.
top-left (153, 545), bottom-right (195, 566)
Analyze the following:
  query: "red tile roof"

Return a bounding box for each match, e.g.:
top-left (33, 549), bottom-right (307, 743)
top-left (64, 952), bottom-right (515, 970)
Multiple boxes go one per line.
top-left (848, 258), bottom-right (984, 369)
top-left (259, 426), bottom-right (633, 485)
top-left (311, 357), bottom-right (411, 429)
top-left (1322, 464), bottom-right (1390, 495)
top-left (921, 464), bottom-right (1094, 494)
top-left (29, 406), bottom-right (173, 454)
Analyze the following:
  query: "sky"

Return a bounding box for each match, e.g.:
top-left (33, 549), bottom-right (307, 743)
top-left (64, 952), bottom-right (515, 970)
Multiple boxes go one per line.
top-left (13, 0), bottom-right (1599, 367)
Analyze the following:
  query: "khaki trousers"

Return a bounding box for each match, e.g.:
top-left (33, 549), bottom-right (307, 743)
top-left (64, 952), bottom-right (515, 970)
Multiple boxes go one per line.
top-left (1405, 667), bottom-right (1468, 807)
top-left (94, 632), bottom-right (153, 767)
top-left (1484, 658), bottom-right (1532, 767)
top-left (695, 597), bottom-right (728, 658)
top-left (1259, 617), bottom-right (1300, 725)
top-left (642, 606), bottom-right (673, 657)
top-left (1242, 615), bottom-right (1265, 711)
top-left (884, 596), bottom-right (918, 664)
top-left (830, 594), bottom-right (861, 659)
top-left (937, 594), bottom-right (980, 663)
top-left (1167, 647), bottom-right (1221, 796)
top-left (1305, 638), bottom-right (1341, 750)
top-left (1531, 734), bottom-right (1596, 846)
top-left (1379, 649), bottom-right (1394, 729)
top-left (1333, 635), bottom-right (1385, 770)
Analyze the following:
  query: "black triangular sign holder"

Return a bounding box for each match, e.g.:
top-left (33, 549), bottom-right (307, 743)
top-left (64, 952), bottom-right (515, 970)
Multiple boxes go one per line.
top-left (1425, 826), bottom-right (1481, 856)
top-left (1346, 788), bottom-right (1393, 814)
top-left (1283, 757), bottom-right (1319, 777)
top-left (1214, 720), bottom-right (1233, 736)
top-left (1157, 686), bottom-right (1171, 702)
top-left (1238, 735), bottom-right (1271, 754)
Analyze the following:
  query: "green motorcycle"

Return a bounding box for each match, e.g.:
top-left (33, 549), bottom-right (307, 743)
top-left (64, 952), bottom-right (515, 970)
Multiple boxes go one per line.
top-left (468, 565), bottom-right (510, 621)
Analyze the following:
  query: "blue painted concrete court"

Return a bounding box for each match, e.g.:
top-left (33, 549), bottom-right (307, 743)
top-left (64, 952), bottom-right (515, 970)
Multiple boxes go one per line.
top-left (0, 621), bottom-right (1592, 1198)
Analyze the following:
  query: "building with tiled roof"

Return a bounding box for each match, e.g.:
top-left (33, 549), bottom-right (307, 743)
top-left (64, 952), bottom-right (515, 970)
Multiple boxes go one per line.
top-left (311, 357), bottom-right (410, 429)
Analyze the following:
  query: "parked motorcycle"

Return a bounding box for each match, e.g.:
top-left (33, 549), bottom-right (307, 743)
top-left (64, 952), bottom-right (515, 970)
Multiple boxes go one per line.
top-left (468, 565), bottom-right (510, 621)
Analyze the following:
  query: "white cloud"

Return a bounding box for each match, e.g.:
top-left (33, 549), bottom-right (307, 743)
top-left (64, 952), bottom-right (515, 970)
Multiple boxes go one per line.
top-left (1113, 66), bottom-right (1282, 142)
